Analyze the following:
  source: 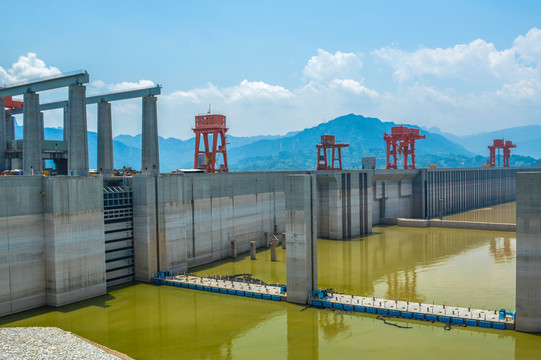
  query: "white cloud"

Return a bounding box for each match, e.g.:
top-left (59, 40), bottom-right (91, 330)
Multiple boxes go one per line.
top-left (303, 49), bottom-right (363, 81)
top-left (89, 79), bottom-right (156, 94)
top-left (6, 28), bottom-right (541, 140)
top-left (513, 27), bottom-right (541, 65)
top-left (0, 53), bottom-right (61, 85)
top-left (328, 79), bottom-right (380, 99)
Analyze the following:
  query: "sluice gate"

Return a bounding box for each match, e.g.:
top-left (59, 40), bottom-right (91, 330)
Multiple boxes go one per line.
top-left (103, 185), bottom-right (135, 287)
top-left (152, 274), bottom-right (514, 331)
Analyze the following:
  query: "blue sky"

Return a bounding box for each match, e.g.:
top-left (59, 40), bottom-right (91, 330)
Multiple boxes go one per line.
top-left (2, 0), bottom-right (541, 139)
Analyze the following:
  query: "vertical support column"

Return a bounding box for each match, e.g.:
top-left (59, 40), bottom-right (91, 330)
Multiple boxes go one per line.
top-left (0, 100), bottom-right (6, 171)
top-left (133, 174), bottom-right (159, 281)
top-left (97, 101), bottom-right (114, 175)
top-left (142, 95), bottom-right (159, 175)
top-left (285, 174), bottom-right (317, 304)
top-left (68, 84), bottom-right (89, 176)
top-left (39, 112), bottom-right (44, 141)
top-left (6, 115), bottom-right (15, 142)
top-left (23, 92), bottom-right (42, 174)
top-left (516, 172), bottom-right (541, 333)
top-left (62, 105), bottom-right (68, 142)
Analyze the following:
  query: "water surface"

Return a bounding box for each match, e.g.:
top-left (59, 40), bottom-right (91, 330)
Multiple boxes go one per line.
top-left (2, 225), bottom-right (540, 359)
top-left (443, 201), bottom-right (516, 224)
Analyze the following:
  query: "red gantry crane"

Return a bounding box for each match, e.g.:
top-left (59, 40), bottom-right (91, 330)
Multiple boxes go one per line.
top-left (316, 135), bottom-right (349, 170)
top-left (488, 139), bottom-right (516, 168)
top-left (192, 108), bottom-right (229, 173)
top-left (384, 125), bottom-right (425, 169)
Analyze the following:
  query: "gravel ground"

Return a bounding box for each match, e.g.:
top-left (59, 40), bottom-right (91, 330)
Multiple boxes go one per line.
top-left (0, 327), bottom-right (124, 359)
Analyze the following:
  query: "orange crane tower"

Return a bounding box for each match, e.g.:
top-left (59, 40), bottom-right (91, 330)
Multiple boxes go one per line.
top-left (384, 125), bottom-right (425, 169)
top-left (192, 109), bottom-right (229, 173)
top-left (316, 135), bottom-right (349, 170)
top-left (488, 139), bottom-right (516, 168)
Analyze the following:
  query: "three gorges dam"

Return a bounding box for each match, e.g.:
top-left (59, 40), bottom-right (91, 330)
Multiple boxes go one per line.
top-left (1, 71), bottom-right (541, 358)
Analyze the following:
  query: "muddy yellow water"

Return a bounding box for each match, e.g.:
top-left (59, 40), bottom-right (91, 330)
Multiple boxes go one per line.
top-left (443, 201), bottom-right (516, 224)
top-left (2, 225), bottom-right (540, 359)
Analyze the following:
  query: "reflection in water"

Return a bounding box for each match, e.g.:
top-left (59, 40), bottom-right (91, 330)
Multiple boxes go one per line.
top-left (489, 237), bottom-right (515, 263)
top-left (1, 225), bottom-right (538, 359)
top-left (385, 268), bottom-right (421, 303)
top-left (319, 310), bottom-right (351, 342)
top-left (287, 306), bottom-right (318, 359)
top-left (443, 201), bottom-right (516, 224)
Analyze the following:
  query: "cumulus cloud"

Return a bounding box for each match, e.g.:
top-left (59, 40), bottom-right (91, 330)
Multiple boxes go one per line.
top-left (303, 49), bottom-right (363, 81)
top-left (513, 27), bottom-right (541, 65)
top-left (5, 28), bottom-right (541, 139)
top-left (89, 79), bottom-right (156, 94)
top-left (0, 53), bottom-right (61, 85)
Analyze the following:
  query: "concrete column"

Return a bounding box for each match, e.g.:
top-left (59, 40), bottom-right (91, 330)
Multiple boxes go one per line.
top-left (0, 100), bottom-right (6, 171)
top-left (281, 232), bottom-right (286, 249)
top-left (43, 176), bottom-right (106, 306)
top-left (97, 101), bottom-right (114, 175)
top-left (264, 231), bottom-right (270, 248)
top-left (285, 174), bottom-right (317, 304)
top-left (516, 172), bottom-right (541, 332)
top-left (39, 112), bottom-right (44, 141)
top-left (230, 239), bottom-right (237, 258)
top-left (270, 238), bottom-right (278, 261)
top-left (62, 105), bottom-right (68, 142)
top-left (133, 174), bottom-right (159, 281)
top-left (23, 92), bottom-right (42, 174)
top-left (142, 95), bottom-right (159, 175)
top-left (6, 115), bottom-right (15, 142)
top-left (67, 84), bottom-right (89, 176)
top-left (250, 241), bottom-right (256, 260)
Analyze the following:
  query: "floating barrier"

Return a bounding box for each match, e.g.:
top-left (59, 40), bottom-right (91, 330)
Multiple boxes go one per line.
top-left (151, 274), bottom-right (514, 331)
top-left (152, 274), bottom-right (286, 302)
top-left (308, 290), bottom-right (515, 330)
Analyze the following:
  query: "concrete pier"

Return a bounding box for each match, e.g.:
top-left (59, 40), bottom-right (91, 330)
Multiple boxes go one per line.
top-left (230, 239), bottom-right (237, 258)
top-left (318, 171), bottom-right (372, 239)
top-left (250, 241), bottom-right (256, 260)
top-left (39, 112), bottom-right (44, 142)
top-left (270, 238), bottom-right (278, 261)
top-left (281, 232), bottom-right (286, 249)
top-left (97, 101), bottom-right (114, 174)
top-left (142, 96), bottom-right (159, 175)
top-left (516, 172), bottom-right (541, 333)
top-left (132, 174), bottom-right (161, 281)
top-left (23, 92), bottom-right (42, 174)
top-left (67, 84), bottom-right (89, 176)
top-left (63, 105), bottom-right (68, 142)
top-left (285, 174), bottom-right (317, 304)
top-left (6, 115), bottom-right (14, 143)
top-left (264, 231), bottom-right (270, 248)
top-left (43, 177), bottom-right (107, 306)
top-left (0, 100), bottom-right (5, 171)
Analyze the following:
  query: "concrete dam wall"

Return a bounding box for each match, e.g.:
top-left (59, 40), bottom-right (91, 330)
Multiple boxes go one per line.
top-left (1, 167), bottom-right (534, 316)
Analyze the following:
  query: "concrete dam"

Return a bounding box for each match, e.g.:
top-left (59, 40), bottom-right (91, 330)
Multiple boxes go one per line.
top-left (0, 166), bottom-right (531, 318)
top-left (1, 71), bottom-right (541, 334)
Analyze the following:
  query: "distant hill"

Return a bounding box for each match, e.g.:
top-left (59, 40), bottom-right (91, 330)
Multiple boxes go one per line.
top-left (228, 114), bottom-right (474, 170)
top-left (14, 115), bottom-right (539, 172)
top-left (430, 125), bottom-right (541, 159)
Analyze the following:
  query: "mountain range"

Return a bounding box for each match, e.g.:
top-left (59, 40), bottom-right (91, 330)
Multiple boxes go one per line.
top-left (14, 114), bottom-right (539, 171)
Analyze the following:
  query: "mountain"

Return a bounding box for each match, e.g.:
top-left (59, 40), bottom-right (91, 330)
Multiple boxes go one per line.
top-left (434, 125), bottom-right (541, 159)
top-left (227, 114), bottom-right (474, 170)
top-left (13, 115), bottom-right (539, 172)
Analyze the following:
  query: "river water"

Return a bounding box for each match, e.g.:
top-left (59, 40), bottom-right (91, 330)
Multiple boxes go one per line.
top-left (2, 222), bottom-right (540, 359)
top-left (443, 201), bottom-right (516, 224)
